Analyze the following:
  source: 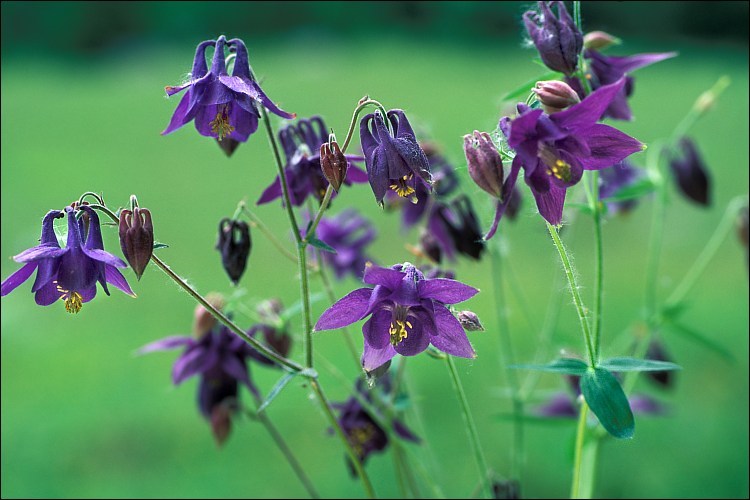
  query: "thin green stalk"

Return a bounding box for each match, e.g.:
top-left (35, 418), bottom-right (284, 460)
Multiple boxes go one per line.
top-left (340, 98), bottom-right (388, 152)
top-left (250, 396), bottom-right (320, 498)
top-left (239, 203), bottom-right (297, 263)
top-left (572, 1), bottom-right (592, 95)
top-left (582, 171), bottom-right (604, 362)
top-left (570, 401), bottom-right (589, 499)
top-left (445, 356), bottom-right (492, 499)
top-left (306, 185), bottom-right (334, 239)
top-left (546, 223), bottom-right (597, 367)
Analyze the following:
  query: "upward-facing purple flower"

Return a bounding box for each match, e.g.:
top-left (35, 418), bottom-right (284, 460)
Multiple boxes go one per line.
top-left (500, 78), bottom-right (644, 226)
top-left (2, 206), bottom-right (134, 313)
top-left (162, 36), bottom-right (294, 143)
top-left (315, 209), bottom-right (376, 280)
top-left (360, 110), bottom-right (432, 206)
top-left (314, 262), bottom-right (478, 374)
top-left (258, 116), bottom-right (368, 207)
top-left (524, 1), bottom-right (583, 76)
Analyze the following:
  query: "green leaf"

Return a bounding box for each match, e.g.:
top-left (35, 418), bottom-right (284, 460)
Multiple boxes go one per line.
top-left (499, 71), bottom-right (562, 102)
top-left (257, 372), bottom-right (297, 413)
top-left (580, 367), bottom-right (634, 439)
top-left (153, 242), bottom-right (169, 250)
top-left (666, 321), bottom-right (734, 361)
top-left (598, 357), bottom-right (682, 372)
top-left (509, 358), bottom-right (588, 375)
top-left (307, 237), bottom-right (337, 254)
top-left (600, 177), bottom-right (655, 203)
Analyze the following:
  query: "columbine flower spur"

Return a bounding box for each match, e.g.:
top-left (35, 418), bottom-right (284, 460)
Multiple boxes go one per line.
top-left (314, 262), bottom-right (478, 374)
top-left (1, 206), bottom-right (134, 313)
top-left (162, 36), bottom-right (295, 143)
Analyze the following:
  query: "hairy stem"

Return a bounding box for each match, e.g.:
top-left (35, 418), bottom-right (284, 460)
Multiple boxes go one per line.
top-left (570, 401), bottom-right (590, 499)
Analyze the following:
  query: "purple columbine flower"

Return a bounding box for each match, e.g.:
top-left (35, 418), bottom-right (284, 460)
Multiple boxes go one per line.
top-left (162, 36), bottom-right (294, 143)
top-left (360, 109), bottom-right (432, 206)
top-left (567, 49), bottom-right (676, 121)
top-left (2, 206), bottom-right (134, 313)
top-left (333, 378), bottom-right (419, 473)
top-left (314, 262), bottom-right (478, 374)
top-left (668, 137), bottom-right (711, 207)
top-left (499, 77), bottom-right (643, 227)
top-left (257, 116), bottom-right (368, 207)
top-left (428, 196), bottom-right (486, 261)
top-left (523, 1), bottom-right (583, 76)
top-left (315, 209), bottom-right (376, 280)
top-left (598, 160), bottom-right (646, 215)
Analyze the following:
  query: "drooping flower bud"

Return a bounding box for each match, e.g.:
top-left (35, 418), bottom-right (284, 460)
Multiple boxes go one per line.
top-left (118, 207), bottom-right (154, 280)
top-left (523, 1), bottom-right (583, 76)
top-left (254, 299), bottom-right (292, 358)
top-left (669, 137), bottom-right (711, 207)
top-left (216, 218), bottom-right (251, 284)
top-left (193, 292), bottom-right (225, 338)
top-left (464, 131), bottom-right (505, 199)
top-left (457, 310), bottom-right (484, 332)
top-left (583, 30), bottom-right (620, 51)
top-left (210, 404), bottom-right (232, 447)
top-left (533, 80), bottom-right (581, 114)
top-left (320, 135), bottom-right (348, 192)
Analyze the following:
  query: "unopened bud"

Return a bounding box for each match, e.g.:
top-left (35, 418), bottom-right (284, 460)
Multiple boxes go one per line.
top-left (464, 131), bottom-right (505, 199)
top-left (118, 207), bottom-right (154, 280)
top-left (215, 137), bottom-right (241, 157)
top-left (533, 80), bottom-right (581, 114)
top-left (583, 30), bottom-right (620, 51)
top-left (193, 292), bottom-right (225, 338)
top-left (320, 136), bottom-right (347, 192)
top-left (457, 310), bottom-right (484, 331)
top-left (216, 218), bottom-right (252, 284)
top-left (668, 137), bottom-right (711, 207)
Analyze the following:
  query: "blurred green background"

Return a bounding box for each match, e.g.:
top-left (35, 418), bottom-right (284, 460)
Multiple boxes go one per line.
top-left (1, 1), bottom-right (748, 498)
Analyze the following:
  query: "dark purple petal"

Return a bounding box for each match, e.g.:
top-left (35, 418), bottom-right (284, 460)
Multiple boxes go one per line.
top-left (172, 346), bottom-right (213, 385)
top-left (79, 285), bottom-right (97, 303)
top-left (162, 92), bottom-right (193, 135)
top-left (581, 124), bottom-right (644, 170)
top-left (314, 288), bottom-right (373, 331)
top-left (507, 108), bottom-right (544, 150)
top-left (530, 182), bottom-right (567, 226)
top-left (484, 157), bottom-right (522, 240)
top-left (630, 394), bottom-right (666, 415)
top-left (534, 392), bottom-right (577, 418)
top-left (256, 176), bottom-right (283, 205)
top-left (417, 278), bottom-right (478, 304)
top-left (590, 50), bottom-right (677, 75)
top-left (552, 78), bottom-right (627, 131)
top-left (1, 262), bottom-right (37, 296)
top-left (34, 280), bottom-right (63, 306)
top-left (105, 266), bottom-right (135, 296)
top-left (393, 419), bottom-right (420, 443)
top-left (361, 342), bottom-right (397, 373)
top-left (362, 263), bottom-right (404, 289)
top-left (221, 354), bottom-right (253, 391)
top-left (249, 80), bottom-right (295, 120)
top-left (429, 305), bottom-right (476, 358)
top-left (346, 163), bottom-right (369, 183)
top-left (392, 320), bottom-right (430, 356)
top-left (81, 248), bottom-right (127, 268)
top-left (138, 336), bottom-right (194, 354)
top-left (362, 308), bottom-right (392, 349)
top-left (226, 103), bottom-right (259, 142)
top-left (13, 244), bottom-right (67, 263)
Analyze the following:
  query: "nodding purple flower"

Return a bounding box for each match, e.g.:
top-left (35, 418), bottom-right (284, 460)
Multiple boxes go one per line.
top-left (360, 109), bottom-right (432, 206)
top-left (333, 377), bottom-right (419, 473)
top-left (523, 1), bottom-right (583, 76)
top-left (598, 161), bottom-right (646, 215)
top-left (314, 262), bottom-right (478, 374)
top-left (2, 206), bottom-right (134, 313)
top-left (162, 36), bottom-right (294, 143)
top-left (216, 218), bottom-right (251, 285)
top-left (668, 137), bottom-right (711, 207)
top-left (428, 196), bottom-right (486, 261)
top-left (314, 209), bottom-right (376, 280)
top-left (257, 116), bottom-right (368, 207)
top-left (139, 320), bottom-right (273, 446)
top-left (499, 78), bottom-right (643, 227)
top-left (567, 49), bottom-right (676, 121)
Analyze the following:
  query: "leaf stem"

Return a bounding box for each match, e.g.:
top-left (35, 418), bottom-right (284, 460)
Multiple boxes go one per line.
top-left (570, 400), bottom-right (589, 499)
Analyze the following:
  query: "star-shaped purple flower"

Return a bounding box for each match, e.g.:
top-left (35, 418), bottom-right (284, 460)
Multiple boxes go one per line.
top-left (314, 262), bottom-right (478, 373)
top-left (2, 206), bottom-right (134, 313)
top-left (257, 116), bottom-right (368, 206)
top-left (499, 77), bottom-right (644, 227)
top-left (162, 36), bottom-right (294, 143)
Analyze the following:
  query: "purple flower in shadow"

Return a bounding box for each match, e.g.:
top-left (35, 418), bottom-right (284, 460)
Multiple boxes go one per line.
top-left (162, 36), bottom-right (294, 143)
top-left (2, 206), bottom-right (134, 313)
top-left (598, 160), bottom-right (646, 215)
top-left (523, 1), bottom-right (583, 76)
top-left (314, 262), bottom-right (478, 374)
top-left (257, 116), bottom-right (368, 207)
top-left (668, 137), bottom-right (711, 207)
top-left (315, 209), bottom-right (376, 280)
top-left (500, 78), bottom-right (643, 226)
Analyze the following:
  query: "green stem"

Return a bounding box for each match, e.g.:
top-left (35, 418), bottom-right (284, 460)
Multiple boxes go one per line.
top-left (445, 356), bottom-right (492, 499)
top-left (239, 203), bottom-right (297, 263)
top-left (547, 223), bottom-right (597, 367)
top-left (582, 171), bottom-right (604, 362)
top-left (570, 400), bottom-right (589, 499)
top-left (572, 1), bottom-right (592, 95)
top-left (250, 396), bottom-right (320, 498)
top-left (305, 185), bottom-right (334, 241)
top-left (341, 98), bottom-right (388, 153)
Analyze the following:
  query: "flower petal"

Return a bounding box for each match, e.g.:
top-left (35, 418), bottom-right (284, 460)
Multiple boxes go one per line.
top-left (172, 346), bottom-right (212, 385)
top-left (13, 244), bottom-right (67, 263)
top-left (552, 78), bottom-right (626, 131)
top-left (361, 342), bottom-right (397, 374)
top-left (429, 305), bottom-right (476, 358)
top-left (393, 419), bottom-right (420, 443)
top-left (530, 182), bottom-right (567, 226)
top-left (314, 287), bottom-right (373, 331)
top-left (362, 308), bottom-right (392, 350)
top-left (105, 266), bottom-right (135, 296)
top-left (1, 262), bottom-right (37, 296)
top-left (362, 263), bottom-right (404, 289)
top-left (138, 336), bottom-right (194, 355)
top-left (417, 278), bottom-right (478, 304)
top-left (34, 280), bottom-right (63, 306)
top-left (580, 124), bottom-right (643, 170)
top-left (162, 92), bottom-right (193, 135)
top-left (257, 176), bottom-right (283, 205)
top-left (392, 320), bottom-right (430, 356)
top-left (82, 247), bottom-right (127, 268)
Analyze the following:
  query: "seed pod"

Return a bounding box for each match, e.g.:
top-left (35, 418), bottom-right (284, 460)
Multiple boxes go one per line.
top-left (216, 218), bottom-right (251, 285)
top-left (457, 310), bottom-right (484, 331)
top-left (464, 131), bottom-right (505, 199)
top-left (118, 207), bottom-right (154, 280)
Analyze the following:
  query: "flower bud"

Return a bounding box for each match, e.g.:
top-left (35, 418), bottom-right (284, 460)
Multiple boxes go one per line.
top-left (457, 310), bottom-right (484, 331)
top-left (118, 207), bottom-right (154, 280)
top-left (464, 131), bottom-right (505, 199)
top-left (193, 292), bottom-right (225, 339)
top-left (669, 137), bottom-right (711, 207)
top-left (583, 30), bottom-right (620, 51)
top-left (320, 136), bottom-right (347, 192)
top-left (533, 80), bottom-right (581, 114)
top-left (216, 218), bottom-right (252, 284)
top-left (523, 1), bottom-right (583, 76)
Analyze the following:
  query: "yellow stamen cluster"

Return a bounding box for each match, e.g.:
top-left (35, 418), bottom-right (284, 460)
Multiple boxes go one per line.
top-left (348, 424), bottom-right (376, 456)
top-left (547, 159), bottom-right (572, 182)
top-left (390, 175), bottom-right (418, 203)
top-left (210, 106), bottom-right (235, 141)
top-left (63, 291), bottom-right (83, 314)
top-left (389, 319), bottom-right (412, 346)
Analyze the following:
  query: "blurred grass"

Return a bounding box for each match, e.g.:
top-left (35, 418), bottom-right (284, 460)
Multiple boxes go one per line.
top-left (2, 20), bottom-right (749, 500)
